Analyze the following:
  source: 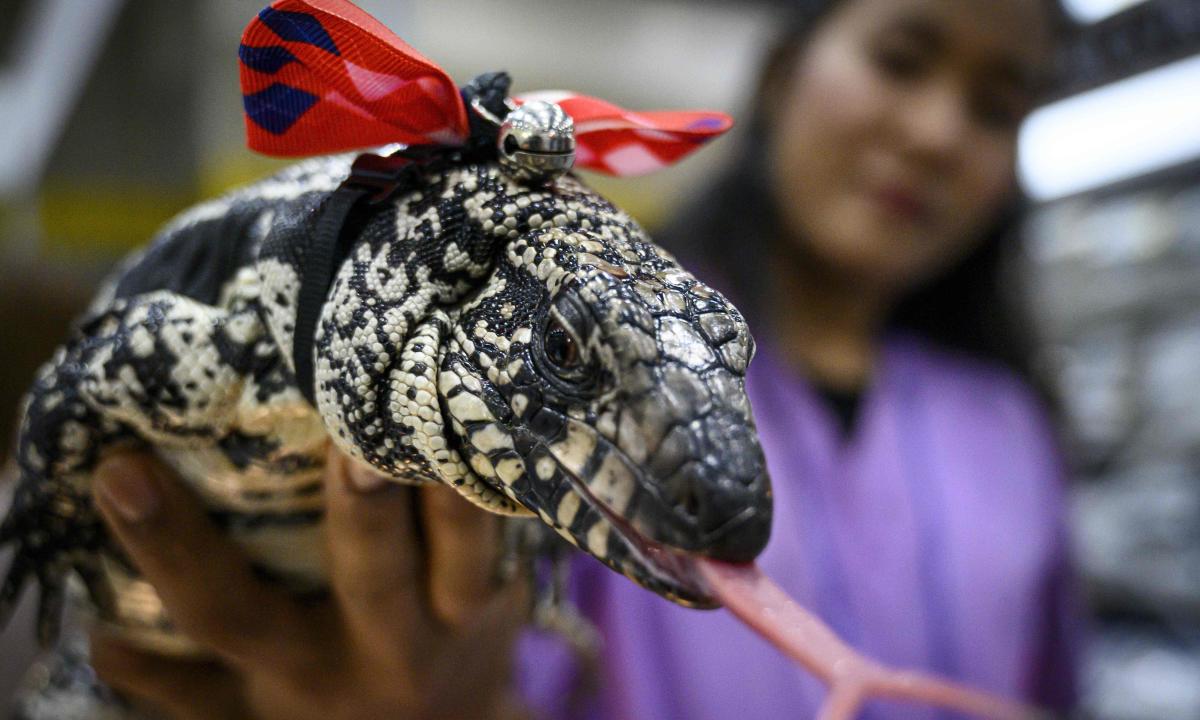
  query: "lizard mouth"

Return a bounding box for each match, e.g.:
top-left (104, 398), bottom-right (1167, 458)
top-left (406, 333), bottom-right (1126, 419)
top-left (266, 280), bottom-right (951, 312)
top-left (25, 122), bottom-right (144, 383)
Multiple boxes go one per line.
top-left (514, 402), bottom-right (770, 607)
top-left (555, 459), bottom-right (716, 606)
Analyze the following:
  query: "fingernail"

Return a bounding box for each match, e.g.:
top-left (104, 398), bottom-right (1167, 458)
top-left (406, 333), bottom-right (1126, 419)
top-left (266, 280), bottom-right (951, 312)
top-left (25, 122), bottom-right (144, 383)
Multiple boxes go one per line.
top-left (95, 458), bottom-right (161, 523)
top-left (345, 461), bottom-right (388, 493)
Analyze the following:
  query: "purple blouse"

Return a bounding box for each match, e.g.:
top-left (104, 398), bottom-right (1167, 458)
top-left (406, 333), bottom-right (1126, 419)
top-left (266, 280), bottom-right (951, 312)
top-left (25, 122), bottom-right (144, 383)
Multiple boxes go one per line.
top-left (518, 333), bottom-right (1079, 719)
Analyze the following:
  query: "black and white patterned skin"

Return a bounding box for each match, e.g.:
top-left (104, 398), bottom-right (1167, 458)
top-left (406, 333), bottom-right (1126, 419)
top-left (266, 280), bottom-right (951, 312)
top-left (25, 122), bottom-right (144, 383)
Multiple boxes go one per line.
top-left (0, 152), bottom-right (773, 657)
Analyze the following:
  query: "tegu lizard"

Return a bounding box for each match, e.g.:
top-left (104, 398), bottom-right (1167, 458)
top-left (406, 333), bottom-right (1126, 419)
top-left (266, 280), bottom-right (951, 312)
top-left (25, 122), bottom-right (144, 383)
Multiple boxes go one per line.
top-left (1, 146), bottom-right (771, 642)
top-left (0, 0), bottom-right (773, 665)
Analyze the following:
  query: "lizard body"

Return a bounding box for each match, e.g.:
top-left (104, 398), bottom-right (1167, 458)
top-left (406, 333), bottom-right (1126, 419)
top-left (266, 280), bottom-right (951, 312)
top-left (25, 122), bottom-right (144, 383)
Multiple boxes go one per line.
top-left (1, 152), bottom-right (772, 662)
top-left (0, 3), bottom-right (774, 714)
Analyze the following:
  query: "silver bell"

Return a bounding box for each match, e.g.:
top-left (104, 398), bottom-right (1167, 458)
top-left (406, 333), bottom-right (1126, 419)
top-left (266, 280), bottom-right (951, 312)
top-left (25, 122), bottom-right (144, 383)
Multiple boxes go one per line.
top-left (497, 100), bottom-right (576, 184)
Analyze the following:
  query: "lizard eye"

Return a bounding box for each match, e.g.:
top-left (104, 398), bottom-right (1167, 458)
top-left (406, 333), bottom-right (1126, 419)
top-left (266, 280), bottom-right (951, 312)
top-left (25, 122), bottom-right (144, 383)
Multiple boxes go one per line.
top-left (544, 317), bottom-right (580, 370)
top-left (534, 292), bottom-right (604, 397)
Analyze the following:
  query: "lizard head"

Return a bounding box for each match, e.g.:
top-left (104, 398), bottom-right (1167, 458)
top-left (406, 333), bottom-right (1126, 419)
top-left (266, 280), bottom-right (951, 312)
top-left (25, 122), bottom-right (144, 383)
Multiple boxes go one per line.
top-left (439, 168), bottom-right (771, 607)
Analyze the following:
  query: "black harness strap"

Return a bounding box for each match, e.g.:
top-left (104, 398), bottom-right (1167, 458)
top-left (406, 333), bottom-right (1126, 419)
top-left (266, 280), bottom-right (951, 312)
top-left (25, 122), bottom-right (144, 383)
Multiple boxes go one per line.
top-left (290, 73), bottom-right (513, 406)
top-left (292, 150), bottom-right (450, 407)
top-left (292, 184), bottom-right (370, 407)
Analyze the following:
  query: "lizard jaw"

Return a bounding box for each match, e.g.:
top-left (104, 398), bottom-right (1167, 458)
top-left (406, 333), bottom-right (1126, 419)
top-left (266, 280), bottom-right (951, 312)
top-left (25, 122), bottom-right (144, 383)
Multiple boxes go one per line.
top-left (521, 411), bottom-right (770, 607)
top-left (554, 458), bottom-right (716, 607)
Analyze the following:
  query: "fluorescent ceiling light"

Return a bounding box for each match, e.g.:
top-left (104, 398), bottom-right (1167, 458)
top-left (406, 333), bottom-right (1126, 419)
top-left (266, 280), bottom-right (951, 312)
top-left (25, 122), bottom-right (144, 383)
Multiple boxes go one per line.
top-left (0, 0), bottom-right (124, 196)
top-left (1059, 0), bottom-right (1150, 23)
top-left (1018, 53), bottom-right (1200, 202)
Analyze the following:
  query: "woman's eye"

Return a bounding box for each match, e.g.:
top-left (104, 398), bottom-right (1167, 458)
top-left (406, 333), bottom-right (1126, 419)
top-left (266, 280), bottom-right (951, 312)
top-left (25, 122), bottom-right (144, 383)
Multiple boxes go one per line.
top-left (544, 319), bottom-right (580, 369)
top-left (873, 44), bottom-right (929, 81)
top-left (970, 88), bottom-right (1029, 132)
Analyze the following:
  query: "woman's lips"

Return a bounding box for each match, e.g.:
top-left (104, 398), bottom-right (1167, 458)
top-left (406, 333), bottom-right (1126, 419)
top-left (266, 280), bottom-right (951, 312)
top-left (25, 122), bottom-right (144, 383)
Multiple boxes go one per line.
top-left (871, 185), bottom-right (933, 225)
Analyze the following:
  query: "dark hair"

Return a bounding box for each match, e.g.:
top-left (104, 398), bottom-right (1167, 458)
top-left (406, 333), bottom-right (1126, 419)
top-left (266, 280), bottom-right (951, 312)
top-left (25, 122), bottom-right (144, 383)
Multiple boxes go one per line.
top-left (657, 0), bottom-right (1067, 388)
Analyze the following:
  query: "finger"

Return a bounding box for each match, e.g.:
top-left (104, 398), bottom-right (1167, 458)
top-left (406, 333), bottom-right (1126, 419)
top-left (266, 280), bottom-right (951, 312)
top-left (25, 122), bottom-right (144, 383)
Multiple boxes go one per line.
top-left (324, 451), bottom-right (422, 651)
top-left (91, 630), bottom-right (247, 720)
top-left (420, 484), bottom-right (503, 628)
top-left (92, 453), bottom-right (314, 668)
top-left (425, 578), bottom-right (533, 715)
top-left (464, 568), bottom-right (533, 639)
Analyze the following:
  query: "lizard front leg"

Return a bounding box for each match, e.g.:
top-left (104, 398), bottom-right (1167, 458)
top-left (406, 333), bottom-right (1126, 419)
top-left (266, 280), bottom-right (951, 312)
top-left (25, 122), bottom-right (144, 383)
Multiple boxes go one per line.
top-left (1, 290), bottom-right (258, 645)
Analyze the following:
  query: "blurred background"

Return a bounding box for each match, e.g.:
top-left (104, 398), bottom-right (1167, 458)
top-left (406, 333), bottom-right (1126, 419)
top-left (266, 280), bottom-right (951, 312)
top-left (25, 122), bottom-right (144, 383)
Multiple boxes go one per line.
top-left (0, 0), bottom-right (1198, 718)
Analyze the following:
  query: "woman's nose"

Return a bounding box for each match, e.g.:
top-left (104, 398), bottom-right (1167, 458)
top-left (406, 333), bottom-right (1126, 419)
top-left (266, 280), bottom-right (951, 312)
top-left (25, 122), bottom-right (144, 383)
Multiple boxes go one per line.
top-left (899, 81), bottom-right (970, 168)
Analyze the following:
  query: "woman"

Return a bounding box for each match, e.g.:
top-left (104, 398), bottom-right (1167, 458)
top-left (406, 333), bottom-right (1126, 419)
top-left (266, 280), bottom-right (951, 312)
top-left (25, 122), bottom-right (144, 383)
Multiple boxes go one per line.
top-left (79, 0), bottom-right (1078, 717)
top-left (518, 0), bottom-right (1079, 717)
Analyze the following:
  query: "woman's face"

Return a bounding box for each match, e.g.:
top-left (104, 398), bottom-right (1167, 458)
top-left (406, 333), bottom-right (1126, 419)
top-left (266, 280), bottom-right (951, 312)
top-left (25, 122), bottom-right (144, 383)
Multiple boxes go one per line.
top-left (767, 0), bottom-right (1051, 294)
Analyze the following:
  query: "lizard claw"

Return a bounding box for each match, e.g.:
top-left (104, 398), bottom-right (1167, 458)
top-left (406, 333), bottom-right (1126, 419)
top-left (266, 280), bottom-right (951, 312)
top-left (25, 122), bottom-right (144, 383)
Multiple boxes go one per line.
top-left (35, 575), bottom-right (66, 647)
top-left (0, 471), bottom-right (113, 646)
top-left (0, 552), bottom-right (30, 631)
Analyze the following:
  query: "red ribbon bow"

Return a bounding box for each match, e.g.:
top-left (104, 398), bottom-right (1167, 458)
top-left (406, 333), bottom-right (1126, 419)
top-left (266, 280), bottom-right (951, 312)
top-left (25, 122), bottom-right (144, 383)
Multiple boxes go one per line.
top-left (239, 0), bottom-right (732, 176)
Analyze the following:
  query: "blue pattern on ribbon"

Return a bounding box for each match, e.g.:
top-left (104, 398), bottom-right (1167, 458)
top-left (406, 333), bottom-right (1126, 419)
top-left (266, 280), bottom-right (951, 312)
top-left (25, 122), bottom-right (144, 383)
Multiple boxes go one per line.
top-left (686, 116), bottom-right (726, 131)
top-left (258, 8), bottom-right (339, 55)
top-left (243, 83), bottom-right (319, 135)
top-left (238, 44), bottom-right (298, 74)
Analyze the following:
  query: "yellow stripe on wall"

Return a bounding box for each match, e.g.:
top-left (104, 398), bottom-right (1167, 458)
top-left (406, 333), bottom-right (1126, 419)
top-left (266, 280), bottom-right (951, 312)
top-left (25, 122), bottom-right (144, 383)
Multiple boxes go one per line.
top-left (37, 185), bottom-right (197, 257)
top-left (32, 152), bottom-right (682, 260)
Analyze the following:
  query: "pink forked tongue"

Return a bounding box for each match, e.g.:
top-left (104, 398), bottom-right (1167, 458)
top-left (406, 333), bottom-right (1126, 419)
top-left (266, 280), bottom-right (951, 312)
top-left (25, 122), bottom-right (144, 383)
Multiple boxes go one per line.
top-left (694, 559), bottom-right (1040, 720)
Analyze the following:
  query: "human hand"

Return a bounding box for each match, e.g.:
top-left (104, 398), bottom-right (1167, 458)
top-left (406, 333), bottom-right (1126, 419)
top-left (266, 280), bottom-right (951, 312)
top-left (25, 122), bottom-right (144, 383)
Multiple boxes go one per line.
top-left (88, 450), bottom-right (531, 720)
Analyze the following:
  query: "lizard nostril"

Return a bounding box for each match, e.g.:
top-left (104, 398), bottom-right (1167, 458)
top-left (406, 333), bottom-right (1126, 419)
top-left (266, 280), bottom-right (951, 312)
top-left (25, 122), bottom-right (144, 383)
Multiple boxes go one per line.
top-left (660, 469), bottom-right (695, 517)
